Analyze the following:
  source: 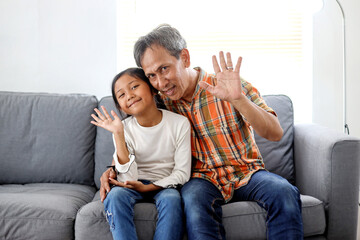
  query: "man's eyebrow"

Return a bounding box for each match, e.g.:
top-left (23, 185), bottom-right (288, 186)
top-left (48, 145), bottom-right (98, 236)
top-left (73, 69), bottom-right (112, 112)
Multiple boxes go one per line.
top-left (156, 65), bottom-right (165, 72)
top-left (115, 80), bottom-right (138, 94)
top-left (146, 64), bottom-right (165, 76)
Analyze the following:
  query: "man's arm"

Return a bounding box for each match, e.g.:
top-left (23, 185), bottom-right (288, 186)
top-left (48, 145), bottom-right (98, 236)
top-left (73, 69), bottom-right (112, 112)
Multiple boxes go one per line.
top-left (231, 95), bottom-right (283, 141)
top-left (199, 51), bottom-right (283, 141)
top-left (100, 158), bottom-right (116, 202)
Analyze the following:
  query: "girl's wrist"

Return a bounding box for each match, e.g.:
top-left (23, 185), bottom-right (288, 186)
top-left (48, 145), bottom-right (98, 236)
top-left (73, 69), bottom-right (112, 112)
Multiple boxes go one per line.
top-left (113, 128), bottom-right (125, 135)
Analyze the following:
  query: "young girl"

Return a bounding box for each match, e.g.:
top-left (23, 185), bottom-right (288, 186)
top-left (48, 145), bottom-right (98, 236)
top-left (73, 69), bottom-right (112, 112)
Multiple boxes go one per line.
top-left (90, 68), bottom-right (191, 240)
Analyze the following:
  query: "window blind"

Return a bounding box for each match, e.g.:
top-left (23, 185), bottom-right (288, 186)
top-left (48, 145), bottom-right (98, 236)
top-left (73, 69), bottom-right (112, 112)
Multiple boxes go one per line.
top-left (116, 0), bottom-right (313, 123)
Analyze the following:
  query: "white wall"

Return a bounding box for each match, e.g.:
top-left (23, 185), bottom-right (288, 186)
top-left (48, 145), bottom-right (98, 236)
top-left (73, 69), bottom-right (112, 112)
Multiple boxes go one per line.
top-left (313, 0), bottom-right (360, 137)
top-left (0, 0), bottom-right (117, 100)
top-left (1, 0), bottom-right (359, 137)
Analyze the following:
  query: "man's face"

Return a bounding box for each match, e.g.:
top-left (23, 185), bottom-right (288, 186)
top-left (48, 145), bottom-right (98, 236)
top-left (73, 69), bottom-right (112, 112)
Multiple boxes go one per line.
top-left (141, 44), bottom-right (191, 101)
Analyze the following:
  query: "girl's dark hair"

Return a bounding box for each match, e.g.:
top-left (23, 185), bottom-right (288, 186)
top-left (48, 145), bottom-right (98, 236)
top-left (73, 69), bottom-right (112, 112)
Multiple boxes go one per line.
top-left (111, 68), bottom-right (164, 111)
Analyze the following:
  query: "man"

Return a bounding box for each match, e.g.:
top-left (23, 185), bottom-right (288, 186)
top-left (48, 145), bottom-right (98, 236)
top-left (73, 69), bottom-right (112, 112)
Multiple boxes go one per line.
top-left (100, 24), bottom-right (303, 239)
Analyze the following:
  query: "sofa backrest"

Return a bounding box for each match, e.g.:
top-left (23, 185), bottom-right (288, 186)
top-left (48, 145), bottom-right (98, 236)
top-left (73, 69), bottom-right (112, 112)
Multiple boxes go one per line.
top-left (94, 97), bottom-right (127, 188)
top-left (0, 92), bottom-right (97, 185)
top-left (94, 95), bottom-right (295, 189)
top-left (255, 95), bottom-right (295, 184)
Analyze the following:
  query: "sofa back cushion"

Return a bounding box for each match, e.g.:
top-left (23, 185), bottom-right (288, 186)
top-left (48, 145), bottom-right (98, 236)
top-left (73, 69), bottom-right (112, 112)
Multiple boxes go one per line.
top-left (0, 92), bottom-right (97, 185)
top-left (254, 95), bottom-right (294, 183)
top-left (94, 97), bottom-right (127, 188)
top-left (94, 95), bottom-right (295, 188)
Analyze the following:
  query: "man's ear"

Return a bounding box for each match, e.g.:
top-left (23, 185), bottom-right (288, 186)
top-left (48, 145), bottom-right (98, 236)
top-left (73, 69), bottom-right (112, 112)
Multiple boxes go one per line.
top-left (180, 48), bottom-right (191, 68)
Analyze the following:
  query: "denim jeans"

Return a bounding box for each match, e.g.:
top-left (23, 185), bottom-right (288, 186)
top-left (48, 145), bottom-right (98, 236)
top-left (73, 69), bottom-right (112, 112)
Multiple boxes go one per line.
top-left (103, 180), bottom-right (184, 240)
top-left (181, 170), bottom-right (303, 240)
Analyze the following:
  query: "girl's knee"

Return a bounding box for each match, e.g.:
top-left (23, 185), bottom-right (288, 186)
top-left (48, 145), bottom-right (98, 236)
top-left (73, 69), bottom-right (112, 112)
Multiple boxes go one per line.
top-left (155, 189), bottom-right (181, 206)
top-left (105, 187), bottom-right (135, 206)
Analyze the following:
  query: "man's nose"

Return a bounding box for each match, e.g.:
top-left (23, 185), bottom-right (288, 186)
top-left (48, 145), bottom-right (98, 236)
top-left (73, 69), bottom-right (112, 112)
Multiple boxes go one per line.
top-left (157, 75), bottom-right (169, 90)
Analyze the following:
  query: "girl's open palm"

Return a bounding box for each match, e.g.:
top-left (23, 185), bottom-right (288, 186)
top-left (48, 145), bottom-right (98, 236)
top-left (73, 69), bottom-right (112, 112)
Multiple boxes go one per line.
top-left (91, 106), bottom-right (124, 134)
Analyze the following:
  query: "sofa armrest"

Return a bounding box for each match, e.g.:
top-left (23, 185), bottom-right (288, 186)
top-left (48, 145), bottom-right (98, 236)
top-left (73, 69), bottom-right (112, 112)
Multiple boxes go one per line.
top-left (294, 123), bottom-right (360, 239)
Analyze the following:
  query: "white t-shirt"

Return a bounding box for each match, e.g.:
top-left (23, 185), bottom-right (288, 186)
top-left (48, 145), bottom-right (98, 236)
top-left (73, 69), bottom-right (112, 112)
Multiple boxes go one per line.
top-left (113, 109), bottom-right (192, 188)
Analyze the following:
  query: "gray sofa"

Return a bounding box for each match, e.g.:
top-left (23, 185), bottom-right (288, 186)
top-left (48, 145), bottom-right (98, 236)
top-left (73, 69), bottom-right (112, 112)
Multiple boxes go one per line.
top-left (1, 91), bottom-right (359, 240)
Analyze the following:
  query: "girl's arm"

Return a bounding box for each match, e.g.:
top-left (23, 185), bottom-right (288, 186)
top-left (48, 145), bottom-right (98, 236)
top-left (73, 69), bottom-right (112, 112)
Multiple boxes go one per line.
top-left (152, 118), bottom-right (192, 188)
top-left (91, 106), bottom-right (130, 165)
top-left (92, 106), bottom-right (138, 184)
top-left (113, 130), bottom-right (130, 165)
top-left (110, 180), bottom-right (162, 192)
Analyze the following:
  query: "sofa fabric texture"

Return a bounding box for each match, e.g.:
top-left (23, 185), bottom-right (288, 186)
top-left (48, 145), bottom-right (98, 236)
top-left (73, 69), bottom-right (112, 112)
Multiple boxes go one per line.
top-left (0, 92), bottom-right (97, 185)
top-left (0, 91), bottom-right (359, 240)
top-left (254, 95), bottom-right (295, 184)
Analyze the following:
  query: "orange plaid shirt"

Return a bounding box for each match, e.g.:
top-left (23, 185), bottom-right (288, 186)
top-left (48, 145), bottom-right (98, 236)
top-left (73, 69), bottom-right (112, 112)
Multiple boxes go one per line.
top-left (162, 68), bottom-right (276, 202)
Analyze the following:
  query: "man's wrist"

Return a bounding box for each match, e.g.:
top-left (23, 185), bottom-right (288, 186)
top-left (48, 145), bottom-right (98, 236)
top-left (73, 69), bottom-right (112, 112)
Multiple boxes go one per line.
top-left (230, 94), bottom-right (248, 109)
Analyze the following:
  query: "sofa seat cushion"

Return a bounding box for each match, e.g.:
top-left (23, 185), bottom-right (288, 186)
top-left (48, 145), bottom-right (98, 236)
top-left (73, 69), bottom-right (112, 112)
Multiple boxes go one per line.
top-left (223, 194), bottom-right (325, 239)
top-left (76, 192), bottom-right (325, 240)
top-left (0, 183), bottom-right (96, 240)
top-left (75, 192), bottom-right (157, 240)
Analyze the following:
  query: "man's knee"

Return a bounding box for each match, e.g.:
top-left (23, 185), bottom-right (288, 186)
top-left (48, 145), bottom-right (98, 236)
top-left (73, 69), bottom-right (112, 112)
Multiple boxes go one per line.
top-left (181, 179), bottom-right (222, 204)
top-left (274, 180), bottom-right (300, 201)
top-left (181, 179), bottom-right (224, 222)
top-left (266, 177), bottom-right (301, 214)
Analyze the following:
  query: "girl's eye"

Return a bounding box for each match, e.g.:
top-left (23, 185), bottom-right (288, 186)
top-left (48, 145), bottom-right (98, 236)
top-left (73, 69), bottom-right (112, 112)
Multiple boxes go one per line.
top-left (118, 93), bottom-right (125, 98)
top-left (131, 85), bottom-right (139, 90)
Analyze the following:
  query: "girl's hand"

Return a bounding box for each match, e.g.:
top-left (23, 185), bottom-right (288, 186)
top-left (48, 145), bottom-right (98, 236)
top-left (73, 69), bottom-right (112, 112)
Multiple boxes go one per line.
top-left (91, 106), bottom-right (124, 134)
top-left (123, 181), bottom-right (148, 192)
top-left (123, 181), bottom-right (161, 192)
top-left (199, 51), bottom-right (244, 103)
top-left (108, 177), bottom-right (126, 188)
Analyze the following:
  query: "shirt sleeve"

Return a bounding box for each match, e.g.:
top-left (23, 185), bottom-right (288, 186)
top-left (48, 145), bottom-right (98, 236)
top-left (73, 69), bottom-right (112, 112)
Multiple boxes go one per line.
top-left (241, 78), bottom-right (277, 117)
top-left (112, 134), bottom-right (138, 182)
top-left (153, 118), bottom-right (192, 188)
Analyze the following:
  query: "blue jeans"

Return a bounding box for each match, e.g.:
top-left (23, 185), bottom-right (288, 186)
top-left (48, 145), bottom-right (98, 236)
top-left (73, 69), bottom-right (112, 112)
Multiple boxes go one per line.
top-left (181, 170), bottom-right (303, 240)
top-left (103, 180), bottom-right (184, 240)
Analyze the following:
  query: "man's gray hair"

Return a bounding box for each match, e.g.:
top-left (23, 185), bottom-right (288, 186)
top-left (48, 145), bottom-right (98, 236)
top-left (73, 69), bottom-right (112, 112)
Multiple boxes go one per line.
top-left (134, 24), bottom-right (187, 67)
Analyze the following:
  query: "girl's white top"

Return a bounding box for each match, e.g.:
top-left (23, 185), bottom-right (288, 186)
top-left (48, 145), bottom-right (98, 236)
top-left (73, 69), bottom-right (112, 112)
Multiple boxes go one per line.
top-left (112, 109), bottom-right (192, 188)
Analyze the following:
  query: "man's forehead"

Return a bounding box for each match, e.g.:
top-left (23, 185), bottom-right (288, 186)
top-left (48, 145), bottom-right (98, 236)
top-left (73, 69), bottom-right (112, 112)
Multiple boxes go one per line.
top-left (141, 45), bottom-right (171, 67)
top-left (142, 54), bottom-right (167, 75)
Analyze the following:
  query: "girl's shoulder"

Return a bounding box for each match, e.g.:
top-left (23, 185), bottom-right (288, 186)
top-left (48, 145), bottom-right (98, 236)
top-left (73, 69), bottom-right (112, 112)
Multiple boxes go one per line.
top-left (122, 115), bottom-right (136, 127)
top-left (161, 109), bottom-right (187, 121)
top-left (161, 109), bottom-right (190, 128)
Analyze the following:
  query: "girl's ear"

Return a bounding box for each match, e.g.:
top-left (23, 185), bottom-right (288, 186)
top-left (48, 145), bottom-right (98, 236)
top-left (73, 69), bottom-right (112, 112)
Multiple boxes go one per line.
top-left (180, 48), bottom-right (191, 68)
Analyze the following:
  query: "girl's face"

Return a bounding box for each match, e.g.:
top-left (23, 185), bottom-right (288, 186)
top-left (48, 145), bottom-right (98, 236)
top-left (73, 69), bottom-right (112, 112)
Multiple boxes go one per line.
top-left (114, 74), bottom-right (156, 116)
